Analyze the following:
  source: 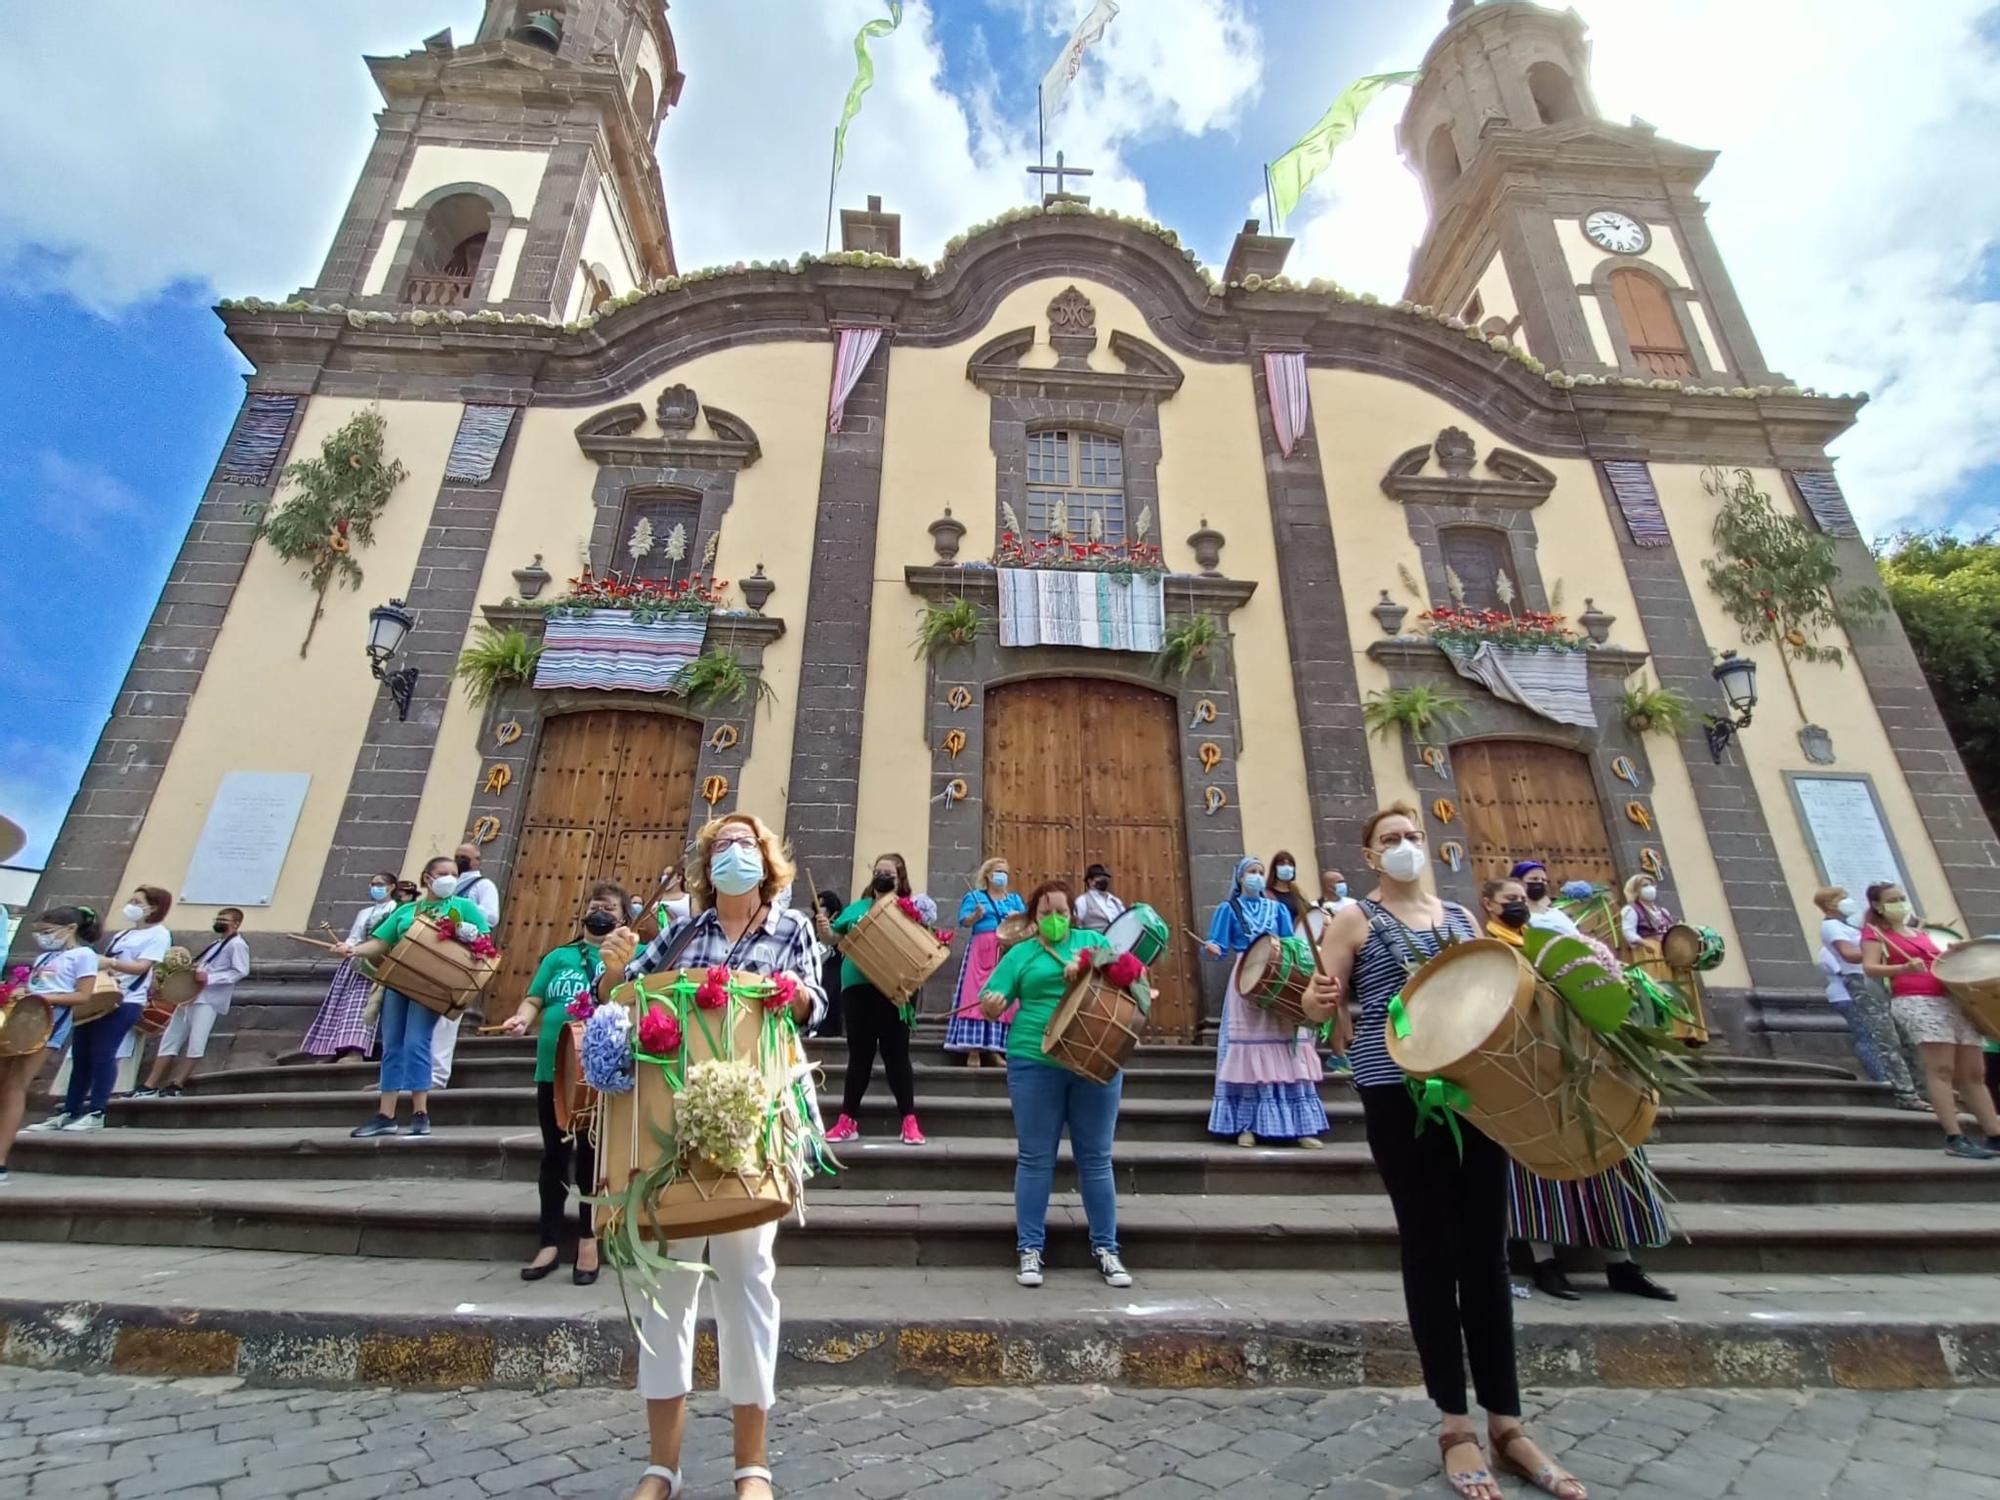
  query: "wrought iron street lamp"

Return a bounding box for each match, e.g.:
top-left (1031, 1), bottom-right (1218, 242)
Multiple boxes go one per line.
top-left (366, 598), bottom-right (419, 722)
top-left (1703, 650), bottom-right (1758, 762)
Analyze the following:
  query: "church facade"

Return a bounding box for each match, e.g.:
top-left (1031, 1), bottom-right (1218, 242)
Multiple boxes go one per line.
top-left (28, 0), bottom-right (1999, 1048)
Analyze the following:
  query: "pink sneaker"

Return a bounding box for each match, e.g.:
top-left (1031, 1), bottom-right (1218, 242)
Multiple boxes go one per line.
top-left (824, 1114), bottom-right (858, 1143)
top-left (901, 1114), bottom-right (927, 1146)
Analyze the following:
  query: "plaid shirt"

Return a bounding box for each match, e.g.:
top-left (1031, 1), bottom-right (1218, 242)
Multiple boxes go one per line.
top-left (623, 903), bottom-right (828, 1029)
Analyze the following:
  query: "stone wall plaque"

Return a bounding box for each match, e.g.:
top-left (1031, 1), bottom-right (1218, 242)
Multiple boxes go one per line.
top-left (181, 771), bottom-right (311, 907)
top-left (1786, 772), bottom-right (1914, 908)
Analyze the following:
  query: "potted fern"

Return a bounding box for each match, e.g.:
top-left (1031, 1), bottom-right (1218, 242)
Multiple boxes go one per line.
top-left (915, 597), bottom-right (984, 656)
top-left (1156, 613), bottom-right (1221, 678)
top-left (1362, 684), bottom-right (1468, 745)
top-left (671, 650), bottom-right (777, 711)
top-left (454, 626), bottom-right (544, 708)
top-left (1619, 679), bottom-right (1692, 737)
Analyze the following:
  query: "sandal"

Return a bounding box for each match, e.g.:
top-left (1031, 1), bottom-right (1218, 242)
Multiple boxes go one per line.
top-left (735, 1463), bottom-right (775, 1498)
top-left (1438, 1432), bottom-right (1500, 1500)
top-left (1492, 1426), bottom-right (1587, 1499)
top-left (632, 1465), bottom-right (684, 1500)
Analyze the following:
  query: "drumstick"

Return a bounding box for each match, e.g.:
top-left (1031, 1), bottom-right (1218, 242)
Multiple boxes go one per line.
top-left (283, 933), bottom-right (343, 951)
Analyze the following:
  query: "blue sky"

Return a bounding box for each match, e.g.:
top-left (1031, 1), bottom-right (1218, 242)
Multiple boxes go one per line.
top-left (1, 0), bottom-right (1997, 872)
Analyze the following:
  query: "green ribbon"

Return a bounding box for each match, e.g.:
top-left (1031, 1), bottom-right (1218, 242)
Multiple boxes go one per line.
top-left (1405, 1075), bottom-right (1471, 1158)
top-left (1387, 993), bottom-right (1411, 1038)
top-left (832, 2), bottom-right (904, 182)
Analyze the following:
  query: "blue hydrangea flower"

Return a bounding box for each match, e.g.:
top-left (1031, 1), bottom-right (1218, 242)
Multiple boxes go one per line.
top-left (582, 1003), bottom-right (635, 1093)
top-left (1560, 880), bottom-right (1598, 902)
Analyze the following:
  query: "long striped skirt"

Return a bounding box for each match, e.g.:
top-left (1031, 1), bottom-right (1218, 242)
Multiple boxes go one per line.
top-left (300, 960), bottom-right (378, 1057)
top-left (1508, 1149), bottom-right (1671, 1251)
top-left (943, 929), bottom-right (1010, 1054)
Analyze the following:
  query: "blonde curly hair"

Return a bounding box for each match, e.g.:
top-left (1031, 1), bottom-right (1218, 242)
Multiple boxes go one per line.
top-left (684, 811), bottom-right (797, 910)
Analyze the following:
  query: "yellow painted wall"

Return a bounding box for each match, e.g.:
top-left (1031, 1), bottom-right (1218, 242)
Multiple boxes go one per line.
top-left (406, 341), bottom-right (835, 872)
top-left (860, 276), bottom-right (1314, 897)
top-left (398, 144), bottom-right (549, 221)
top-left (1657, 464), bottom-right (1959, 939)
top-left (118, 398), bottom-right (465, 932)
top-left (1309, 368), bottom-right (1749, 984)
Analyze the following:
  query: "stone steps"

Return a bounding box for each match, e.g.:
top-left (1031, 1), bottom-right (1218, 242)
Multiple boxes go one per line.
top-left (13, 1127), bottom-right (1997, 1205)
top-left (5, 1172), bottom-right (1998, 1274)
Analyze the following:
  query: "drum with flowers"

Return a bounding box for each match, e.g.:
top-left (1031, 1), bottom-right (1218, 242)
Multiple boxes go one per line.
top-left (582, 967), bottom-right (830, 1263)
top-left (1043, 949), bottom-right (1153, 1084)
top-left (369, 912), bottom-right (500, 1019)
top-left (0, 966), bottom-right (52, 1058)
top-left (837, 895), bottom-right (954, 1006)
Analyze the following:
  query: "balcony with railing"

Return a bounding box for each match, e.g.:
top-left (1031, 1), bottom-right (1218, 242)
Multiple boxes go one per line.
top-left (404, 272), bottom-right (475, 307)
top-left (1631, 344), bottom-right (1696, 378)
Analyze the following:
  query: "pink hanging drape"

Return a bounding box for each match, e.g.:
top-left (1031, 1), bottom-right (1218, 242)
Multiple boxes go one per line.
top-left (1262, 350), bottom-right (1310, 457)
top-left (828, 326), bottom-right (884, 434)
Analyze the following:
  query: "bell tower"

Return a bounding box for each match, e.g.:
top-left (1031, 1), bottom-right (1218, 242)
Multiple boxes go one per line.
top-left (304, 0), bottom-right (683, 322)
top-left (1399, 0), bottom-right (1775, 385)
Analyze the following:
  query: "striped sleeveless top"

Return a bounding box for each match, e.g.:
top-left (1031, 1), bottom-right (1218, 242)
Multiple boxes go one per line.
top-left (1347, 897), bottom-right (1479, 1088)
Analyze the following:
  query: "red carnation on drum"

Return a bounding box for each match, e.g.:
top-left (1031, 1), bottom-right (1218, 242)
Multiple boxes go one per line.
top-left (1104, 952), bottom-right (1146, 990)
top-left (695, 965), bottom-right (732, 1009)
top-left (566, 995), bottom-right (596, 1021)
top-left (0, 965), bottom-right (27, 1006)
top-left (638, 1005), bottom-right (682, 1054)
top-left (763, 974), bottom-right (799, 1013)
top-left (896, 897), bottom-right (924, 926)
top-left (434, 914), bottom-right (460, 943)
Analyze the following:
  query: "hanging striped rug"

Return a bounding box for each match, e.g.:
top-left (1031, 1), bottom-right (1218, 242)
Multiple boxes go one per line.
top-left (532, 613), bottom-right (709, 692)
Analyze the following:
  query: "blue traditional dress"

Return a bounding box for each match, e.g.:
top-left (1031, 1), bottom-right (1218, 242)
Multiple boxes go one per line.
top-left (945, 887), bottom-right (1026, 1054)
top-left (1207, 858), bottom-right (1328, 1141)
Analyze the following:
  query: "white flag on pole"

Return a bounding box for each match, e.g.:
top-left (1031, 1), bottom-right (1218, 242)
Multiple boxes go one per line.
top-left (1040, 0), bottom-right (1119, 128)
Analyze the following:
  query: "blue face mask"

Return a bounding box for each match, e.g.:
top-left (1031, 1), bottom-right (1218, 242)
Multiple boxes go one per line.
top-left (368, 884), bottom-right (390, 902)
top-left (710, 842), bottom-right (766, 898)
top-left (1334, 883), bottom-right (1349, 900)
top-left (1242, 873), bottom-right (1266, 898)
top-left (991, 871), bottom-right (1009, 890)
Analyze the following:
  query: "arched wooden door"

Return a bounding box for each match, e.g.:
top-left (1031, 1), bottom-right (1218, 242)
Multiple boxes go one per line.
top-left (984, 679), bottom-right (1199, 1039)
top-left (493, 710), bottom-right (702, 1004)
top-left (1454, 740), bottom-right (1617, 888)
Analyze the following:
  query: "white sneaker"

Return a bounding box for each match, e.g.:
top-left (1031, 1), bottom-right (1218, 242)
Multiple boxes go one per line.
top-left (1094, 1249), bottom-right (1133, 1289)
top-left (1016, 1250), bottom-right (1044, 1288)
top-left (25, 1116), bottom-right (70, 1133)
top-left (60, 1113), bottom-right (105, 1133)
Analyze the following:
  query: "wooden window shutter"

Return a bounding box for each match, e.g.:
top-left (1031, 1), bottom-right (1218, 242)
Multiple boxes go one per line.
top-left (1609, 269), bottom-right (1694, 378)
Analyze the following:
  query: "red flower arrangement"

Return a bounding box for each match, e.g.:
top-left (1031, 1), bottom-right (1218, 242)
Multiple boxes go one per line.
top-left (432, 915), bottom-right (500, 960)
top-left (0, 965), bottom-right (28, 1007)
top-left (638, 1005), bottom-right (683, 1054)
top-left (1103, 951), bottom-right (1147, 990)
top-left (762, 974), bottom-right (800, 1014)
top-left (547, 567), bottom-right (728, 622)
top-left (895, 897), bottom-right (923, 925)
top-left (994, 532), bottom-right (1167, 578)
top-left (566, 995), bottom-right (596, 1021)
top-left (1418, 605), bottom-right (1583, 654)
top-left (695, 964), bottom-right (732, 1010)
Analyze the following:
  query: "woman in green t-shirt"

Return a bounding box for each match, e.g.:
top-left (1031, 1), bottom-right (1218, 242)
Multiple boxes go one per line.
top-left (500, 881), bottom-right (627, 1286)
top-left (979, 878), bottom-right (1131, 1292)
top-left (332, 854), bottom-right (491, 1140)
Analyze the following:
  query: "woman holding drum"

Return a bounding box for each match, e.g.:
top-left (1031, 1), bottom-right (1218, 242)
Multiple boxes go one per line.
top-left (0, 905), bottom-right (103, 1185)
top-left (1861, 882), bottom-right (2000, 1159)
top-left (498, 880), bottom-right (627, 1285)
top-left (821, 853), bottom-right (936, 1145)
top-left (945, 858), bottom-right (1024, 1068)
top-left (979, 878), bottom-right (1132, 1291)
top-left (1482, 878), bottom-right (1675, 1304)
top-left (595, 811), bottom-right (823, 1500)
top-left (333, 854), bottom-right (492, 1140)
top-left (1312, 807), bottom-right (1583, 1500)
top-left (1203, 857), bottom-right (1327, 1149)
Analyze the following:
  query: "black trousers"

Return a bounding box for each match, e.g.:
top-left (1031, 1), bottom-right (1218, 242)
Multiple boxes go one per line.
top-left (1360, 1082), bottom-right (1521, 1418)
top-left (841, 980), bottom-right (915, 1117)
top-left (535, 1080), bottom-right (596, 1247)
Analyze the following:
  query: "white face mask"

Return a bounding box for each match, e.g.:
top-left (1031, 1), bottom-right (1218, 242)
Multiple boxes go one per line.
top-left (35, 931), bottom-right (67, 952)
top-left (122, 903), bottom-right (147, 924)
top-left (1379, 841), bottom-right (1427, 882)
top-left (1637, 885), bottom-right (1658, 903)
top-left (1837, 897), bottom-right (1860, 921)
top-left (429, 874), bottom-right (459, 899)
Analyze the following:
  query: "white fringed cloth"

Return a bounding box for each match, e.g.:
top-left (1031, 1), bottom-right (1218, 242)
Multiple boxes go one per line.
top-left (997, 568), bottom-right (1165, 652)
top-left (1447, 644), bottom-right (1597, 729)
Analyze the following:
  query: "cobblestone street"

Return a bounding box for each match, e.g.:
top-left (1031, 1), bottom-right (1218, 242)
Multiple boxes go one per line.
top-left (3, 1368), bottom-right (1998, 1500)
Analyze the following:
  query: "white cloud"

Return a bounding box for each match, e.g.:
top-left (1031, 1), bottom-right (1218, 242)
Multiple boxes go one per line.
top-left (31, 452), bottom-right (145, 543)
top-left (1279, 0), bottom-right (2000, 535)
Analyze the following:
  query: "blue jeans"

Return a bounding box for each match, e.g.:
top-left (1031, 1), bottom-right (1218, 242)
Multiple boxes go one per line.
top-left (65, 1002), bottom-right (141, 1118)
top-left (377, 990), bottom-right (441, 1096)
top-left (1007, 1057), bottom-right (1121, 1255)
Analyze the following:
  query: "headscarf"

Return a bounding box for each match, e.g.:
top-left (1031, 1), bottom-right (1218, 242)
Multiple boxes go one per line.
top-left (1227, 855), bottom-right (1285, 941)
top-left (1509, 859), bottom-right (1548, 882)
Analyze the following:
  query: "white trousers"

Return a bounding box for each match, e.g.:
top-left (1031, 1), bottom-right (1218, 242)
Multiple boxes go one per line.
top-left (636, 1220), bottom-right (780, 1410)
top-left (159, 1000), bottom-right (221, 1059)
top-left (428, 1013), bottom-right (462, 1088)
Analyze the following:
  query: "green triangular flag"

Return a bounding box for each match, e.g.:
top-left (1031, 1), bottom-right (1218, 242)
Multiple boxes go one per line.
top-left (1268, 70), bottom-right (1420, 227)
top-left (832, 1), bottom-right (905, 182)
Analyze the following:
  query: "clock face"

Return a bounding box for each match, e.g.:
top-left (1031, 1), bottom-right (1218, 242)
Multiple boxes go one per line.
top-left (1583, 209), bottom-right (1648, 254)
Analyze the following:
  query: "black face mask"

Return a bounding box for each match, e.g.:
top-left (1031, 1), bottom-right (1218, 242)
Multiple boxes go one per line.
top-left (1093, 877), bottom-right (1111, 891)
top-left (212, 921), bottom-right (233, 935)
top-left (1498, 901), bottom-right (1531, 930)
top-left (582, 909), bottom-right (619, 938)
top-left (1523, 882), bottom-right (1548, 902)
top-left (455, 856), bottom-right (475, 873)
top-left (872, 872), bottom-right (897, 894)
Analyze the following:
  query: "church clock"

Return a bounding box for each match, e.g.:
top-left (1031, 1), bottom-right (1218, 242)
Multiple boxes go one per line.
top-left (1582, 209), bottom-right (1650, 254)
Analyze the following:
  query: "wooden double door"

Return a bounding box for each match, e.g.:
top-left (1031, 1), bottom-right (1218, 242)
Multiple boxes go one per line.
top-left (983, 679), bottom-right (1199, 1039)
top-left (1453, 739), bottom-right (1617, 889)
top-left (493, 710), bottom-right (702, 1005)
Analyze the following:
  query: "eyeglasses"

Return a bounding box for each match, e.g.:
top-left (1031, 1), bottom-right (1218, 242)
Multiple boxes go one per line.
top-left (1375, 829), bottom-right (1425, 847)
top-left (712, 834), bottom-right (759, 852)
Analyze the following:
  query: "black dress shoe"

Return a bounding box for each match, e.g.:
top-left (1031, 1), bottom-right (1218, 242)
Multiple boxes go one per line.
top-left (1606, 1260), bottom-right (1677, 1301)
top-left (572, 1264), bottom-right (600, 1287)
top-left (1532, 1259), bottom-right (1582, 1301)
top-left (521, 1252), bottom-right (560, 1282)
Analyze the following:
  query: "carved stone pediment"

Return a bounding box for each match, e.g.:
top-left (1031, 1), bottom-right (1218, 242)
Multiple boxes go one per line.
top-left (1381, 428), bottom-right (1556, 508)
top-left (968, 324), bottom-right (1183, 402)
top-left (1047, 285), bottom-right (1098, 368)
top-left (574, 394), bottom-right (761, 470)
top-left (655, 383), bottom-right (698, 435)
